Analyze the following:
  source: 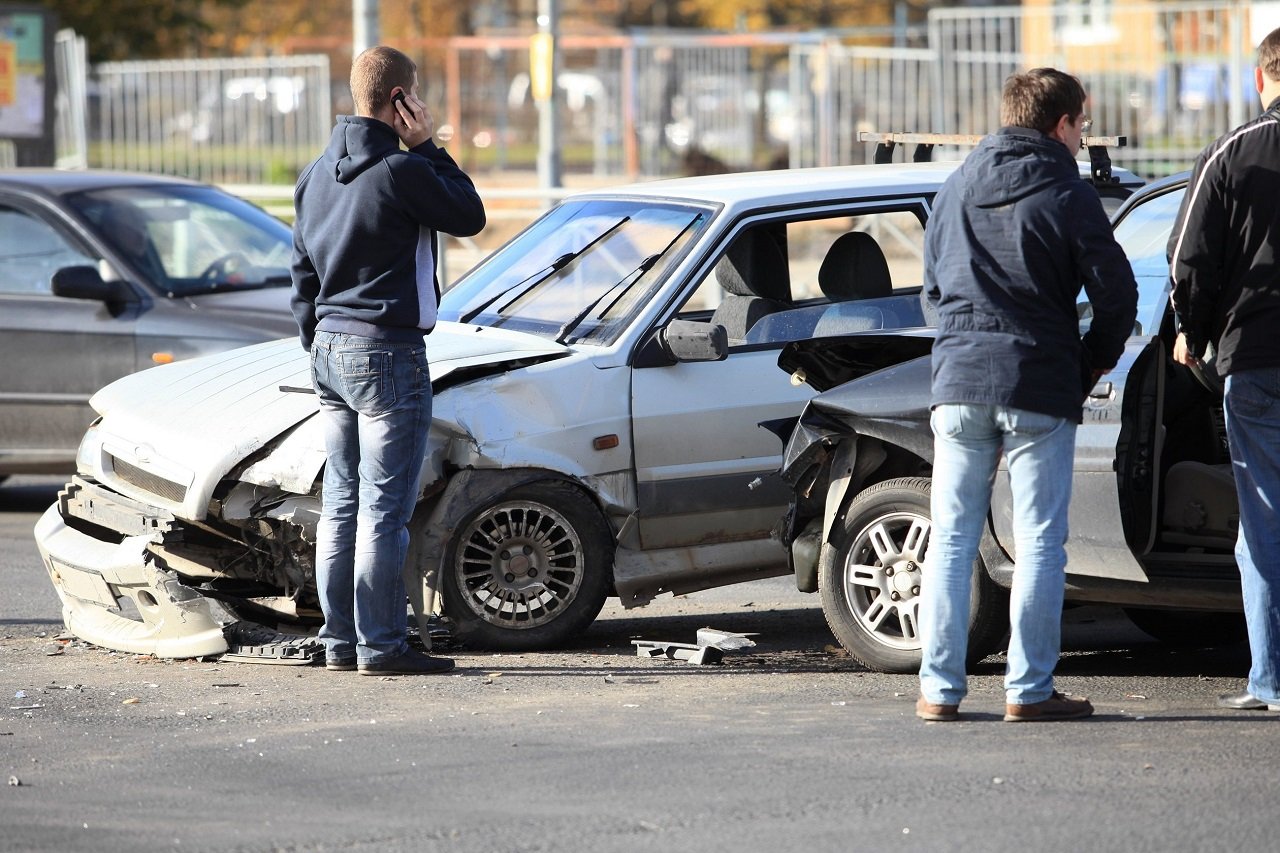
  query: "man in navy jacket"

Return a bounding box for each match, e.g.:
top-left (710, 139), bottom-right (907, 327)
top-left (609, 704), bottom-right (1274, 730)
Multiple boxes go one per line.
top-left (292, 46), bottom-right (485, 676)
top-left (916, 68), bottom-right (1137, 722)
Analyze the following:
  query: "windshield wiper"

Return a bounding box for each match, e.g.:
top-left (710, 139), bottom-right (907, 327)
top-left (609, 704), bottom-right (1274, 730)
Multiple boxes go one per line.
top-left (553, 215), bottom-right (700, 344)
top-left (458, 216), bottom-right (630, 325)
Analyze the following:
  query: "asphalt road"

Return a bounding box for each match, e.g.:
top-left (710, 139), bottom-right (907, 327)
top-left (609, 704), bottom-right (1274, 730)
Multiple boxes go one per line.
top-left (3, 475), bottom-right (1279, 853)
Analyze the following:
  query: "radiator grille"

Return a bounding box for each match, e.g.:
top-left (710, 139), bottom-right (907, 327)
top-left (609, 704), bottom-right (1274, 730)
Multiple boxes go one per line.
top-left (109, 456), bottom-right (188, 504)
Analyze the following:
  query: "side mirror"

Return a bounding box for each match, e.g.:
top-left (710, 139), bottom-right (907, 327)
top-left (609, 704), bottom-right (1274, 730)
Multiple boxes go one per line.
top-left (51, 266), bottom-right (134, 303)
top-left (661, 319), bottom-right (728, 363)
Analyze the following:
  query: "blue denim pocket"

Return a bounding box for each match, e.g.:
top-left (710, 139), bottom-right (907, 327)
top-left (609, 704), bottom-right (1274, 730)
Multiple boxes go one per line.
top-left (1227, 369), bottom-right (1280, 421)
top-left (338, 349), bottom-right (393, 415)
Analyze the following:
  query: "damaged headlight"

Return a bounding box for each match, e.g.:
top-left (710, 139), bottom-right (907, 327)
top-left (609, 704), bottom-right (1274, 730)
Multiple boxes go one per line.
top-left (75, 420), bottom-right (104, 478)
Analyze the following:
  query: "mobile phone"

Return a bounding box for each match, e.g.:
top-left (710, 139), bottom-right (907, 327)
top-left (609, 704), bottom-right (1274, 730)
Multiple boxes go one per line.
top-left (392, 90), bottom-right (407, 109)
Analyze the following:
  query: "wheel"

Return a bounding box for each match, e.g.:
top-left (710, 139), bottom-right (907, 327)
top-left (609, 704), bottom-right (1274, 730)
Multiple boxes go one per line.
top-left (819, 476), bottom-right (1008, 673)
top-left (440, 482), bottom-right (612, 650)
top-left (1124, 607), bottom-right (1247, 648)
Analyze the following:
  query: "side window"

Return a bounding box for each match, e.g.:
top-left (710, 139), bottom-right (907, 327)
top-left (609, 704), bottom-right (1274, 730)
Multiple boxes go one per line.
top-left (675, 206), bottom-right (928, 346)
top-left (0, 205), bottom-right (97, 296)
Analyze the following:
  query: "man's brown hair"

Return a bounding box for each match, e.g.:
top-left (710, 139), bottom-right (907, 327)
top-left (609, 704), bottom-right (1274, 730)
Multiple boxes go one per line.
top-left (1000, 67), bottom-right (1087, 135)
top-left (1260, 27), bottom-right (1280, 83)
top-left (350, 46), bottom-right (417, 116)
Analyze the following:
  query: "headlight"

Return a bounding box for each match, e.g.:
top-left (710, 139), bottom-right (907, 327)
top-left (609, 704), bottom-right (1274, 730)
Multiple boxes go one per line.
top-left (75, 420), bottom-right (104, 477)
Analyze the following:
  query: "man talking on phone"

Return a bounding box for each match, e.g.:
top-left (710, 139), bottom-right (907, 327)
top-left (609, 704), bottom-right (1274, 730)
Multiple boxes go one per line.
top-left (291, 45), bottom-right (486, 675)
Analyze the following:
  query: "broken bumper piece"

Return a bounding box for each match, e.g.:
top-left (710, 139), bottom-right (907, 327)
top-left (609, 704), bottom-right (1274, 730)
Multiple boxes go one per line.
top-left (221, 621), bottom-right (323, 665)
top-left (34, 504), bottom-right (230, 659)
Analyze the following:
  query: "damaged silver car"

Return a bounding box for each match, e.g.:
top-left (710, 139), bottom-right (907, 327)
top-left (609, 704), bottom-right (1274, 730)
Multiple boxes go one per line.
top-left (34, 160), bottom-right (1140, 658)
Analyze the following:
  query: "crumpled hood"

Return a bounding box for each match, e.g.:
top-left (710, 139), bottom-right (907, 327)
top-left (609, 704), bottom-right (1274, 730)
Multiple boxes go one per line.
top-left (324, 115), bottom-right (400, 184)
top-left (960, 128), bottom-right (1079, 208)
top-left (88, 322), bottom-right (568, 519)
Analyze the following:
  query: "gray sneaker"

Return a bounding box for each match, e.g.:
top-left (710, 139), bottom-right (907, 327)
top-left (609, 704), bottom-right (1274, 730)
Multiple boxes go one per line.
top-left (357, 649), bottom-right (456, 676)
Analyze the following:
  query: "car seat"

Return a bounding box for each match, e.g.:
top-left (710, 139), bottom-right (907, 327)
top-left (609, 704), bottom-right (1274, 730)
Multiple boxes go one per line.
top-left (818, 232), bottom-right (892, 301)
top-left (710, 227), bottom-right (791, 340)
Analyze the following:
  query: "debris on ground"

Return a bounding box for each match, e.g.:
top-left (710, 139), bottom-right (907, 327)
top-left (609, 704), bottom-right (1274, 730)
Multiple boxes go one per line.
top-left (632, 628), bottom-right (758, 665)
top-left (219, 622), bottom-right (323, 666)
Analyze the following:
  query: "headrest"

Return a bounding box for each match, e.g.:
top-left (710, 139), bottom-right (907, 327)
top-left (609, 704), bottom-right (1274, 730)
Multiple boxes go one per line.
top-left (714, 228), bottom-right (790, 301)
top-left (819, 232), bottom-right (892, 301)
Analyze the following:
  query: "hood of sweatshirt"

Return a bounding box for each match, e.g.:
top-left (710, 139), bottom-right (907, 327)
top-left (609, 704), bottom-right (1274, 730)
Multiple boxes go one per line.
top-left (324, 115), bottom-right (400, 184)
top-left (960, 127), bottom-right (1080, 209)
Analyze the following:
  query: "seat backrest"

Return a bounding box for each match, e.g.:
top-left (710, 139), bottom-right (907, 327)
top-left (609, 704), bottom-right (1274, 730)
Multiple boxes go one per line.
top-left (818, 232), bottom-right (892, 301)
top-left (710, 228), bottom-right (791, 340)
top-left (811, 303), bottom-right (890, 337)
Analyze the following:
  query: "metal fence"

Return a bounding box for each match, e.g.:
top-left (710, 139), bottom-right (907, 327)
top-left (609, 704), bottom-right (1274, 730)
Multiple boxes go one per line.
top-left (84, 55), bottom-right (331, 184)
top-left (54, 2), bottom-right (1275, 185)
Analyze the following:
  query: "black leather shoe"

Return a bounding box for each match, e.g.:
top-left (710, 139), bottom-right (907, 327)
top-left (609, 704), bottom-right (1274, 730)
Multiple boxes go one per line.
top-left (358, 649), bottom-right (456, 676)
top-left (1217, 690), bottom-right (1279, 711)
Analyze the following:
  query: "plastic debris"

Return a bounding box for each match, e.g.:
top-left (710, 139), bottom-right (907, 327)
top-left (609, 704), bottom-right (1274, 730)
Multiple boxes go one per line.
top-left (8, 776), bottom-right (20, 787)
top-left (121, 698), bottom-right (141, 705)
top-left (632, 627), bottom-right (758, 664)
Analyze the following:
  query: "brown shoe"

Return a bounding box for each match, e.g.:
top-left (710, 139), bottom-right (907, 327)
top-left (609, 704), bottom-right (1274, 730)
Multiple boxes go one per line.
top-left (1004, 690), bottom-right (1093, 722)
top-left (916, 695), bottom-right (960, 721)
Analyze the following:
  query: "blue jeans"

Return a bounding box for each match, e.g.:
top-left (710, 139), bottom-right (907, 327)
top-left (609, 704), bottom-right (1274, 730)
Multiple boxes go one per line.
top-left (310, 330), bottom-right (432, 665)
top-left (1224, 368), bottom-right (1280, 705)
top-left (920, 404), bottom-right (1077, 706)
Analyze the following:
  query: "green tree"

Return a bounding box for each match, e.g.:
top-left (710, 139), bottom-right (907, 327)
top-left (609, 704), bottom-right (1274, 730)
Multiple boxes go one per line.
top-left (33, 0), bottom-right (249, 62)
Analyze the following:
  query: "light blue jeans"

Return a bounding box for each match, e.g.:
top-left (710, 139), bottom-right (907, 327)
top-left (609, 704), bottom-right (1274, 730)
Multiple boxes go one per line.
top-left (1223, 368), bottom-right (1280, 705)
top-left (310, 330), bottom-right (432, 665)
top-left (919, 403), bottom-right (1077, 706)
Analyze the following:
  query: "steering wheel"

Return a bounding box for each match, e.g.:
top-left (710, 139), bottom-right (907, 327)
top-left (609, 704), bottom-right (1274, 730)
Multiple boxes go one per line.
top-left (199, 252), bottom-right (251, 285)
top-left (1187, 339), bottom-right (1224, 396)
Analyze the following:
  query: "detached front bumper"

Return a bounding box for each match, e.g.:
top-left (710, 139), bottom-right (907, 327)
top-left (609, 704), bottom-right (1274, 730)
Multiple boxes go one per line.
top-left (34, 481), bottom-right (229, 659)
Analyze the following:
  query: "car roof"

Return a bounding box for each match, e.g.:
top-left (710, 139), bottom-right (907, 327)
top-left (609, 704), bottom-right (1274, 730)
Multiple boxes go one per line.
top-left (569, 162), bottom-right (963, 210)
top-left (0, 168), bottom-right (206, 199)
top-left (563, 159), bottom-right (1144, 211)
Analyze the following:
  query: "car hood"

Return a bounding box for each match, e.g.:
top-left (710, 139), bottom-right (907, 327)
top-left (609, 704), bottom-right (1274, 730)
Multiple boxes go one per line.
top-left (89, 322), bottom-right (569, 519)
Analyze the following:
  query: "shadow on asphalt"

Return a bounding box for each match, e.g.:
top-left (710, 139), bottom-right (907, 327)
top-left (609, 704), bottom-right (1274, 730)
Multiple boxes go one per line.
top-left (0, 477), bottom-right (64, 513)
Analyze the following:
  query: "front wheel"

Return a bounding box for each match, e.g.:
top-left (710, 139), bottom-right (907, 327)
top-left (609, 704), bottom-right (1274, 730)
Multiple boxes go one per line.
top-left (440, 482), bottom-right (612, 650)
top-left (819, 477), bottom-right (1008, 673)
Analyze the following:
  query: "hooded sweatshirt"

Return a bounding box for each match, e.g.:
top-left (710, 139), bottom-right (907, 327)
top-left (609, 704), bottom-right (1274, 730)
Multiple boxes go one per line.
top-left (923, 127), bottom-right (1137, 422)
top-left (291, 115), bottom-right (486, 350)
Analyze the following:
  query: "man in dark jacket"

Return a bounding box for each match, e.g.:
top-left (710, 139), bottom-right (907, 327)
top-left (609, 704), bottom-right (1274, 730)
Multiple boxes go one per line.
top-left (1168, 27), bottom-right (1280, 713)
top-left (291, 46), bottom-right (486, 676)
top-left (916, 68), bottom-right (1137, 722)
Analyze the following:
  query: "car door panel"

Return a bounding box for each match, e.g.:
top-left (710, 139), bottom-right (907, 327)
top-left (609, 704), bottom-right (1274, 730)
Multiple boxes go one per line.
top-left (989, 337), bottom-right (1161, 582)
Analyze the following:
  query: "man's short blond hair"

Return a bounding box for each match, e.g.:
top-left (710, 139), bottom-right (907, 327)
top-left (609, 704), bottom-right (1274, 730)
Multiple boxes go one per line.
top-left (350, 46), bottom-right (417, 116)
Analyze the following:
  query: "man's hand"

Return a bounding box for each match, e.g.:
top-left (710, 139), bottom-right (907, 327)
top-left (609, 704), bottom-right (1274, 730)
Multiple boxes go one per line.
top-left (1172, 332), bottom-right (1201, 367)
top-left (393, 92), bottom-right (435, 149)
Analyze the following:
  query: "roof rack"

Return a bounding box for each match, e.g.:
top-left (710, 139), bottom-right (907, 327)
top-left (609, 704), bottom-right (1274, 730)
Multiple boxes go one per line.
top-left (858, 131), bottom-right (1129, 186)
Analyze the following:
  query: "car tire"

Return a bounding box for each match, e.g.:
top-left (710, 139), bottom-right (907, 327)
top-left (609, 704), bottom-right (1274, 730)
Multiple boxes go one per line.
top-left (819, 476), bottom-right (1008, 674)
top-left (440, 481), bottom-right (613, 651)
top-left (1123, 607), bottom-right (1247, 648)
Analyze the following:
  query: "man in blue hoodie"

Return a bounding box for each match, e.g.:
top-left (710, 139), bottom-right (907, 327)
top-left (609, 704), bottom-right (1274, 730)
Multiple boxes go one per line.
top-left (291, 46), bottom-right (486, 676)
top-left (916, 68), bottom-right (1137, 722)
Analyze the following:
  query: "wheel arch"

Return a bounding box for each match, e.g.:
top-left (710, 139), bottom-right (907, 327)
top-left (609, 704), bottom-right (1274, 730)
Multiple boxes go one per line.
top-left (404, 467), bottom-right (617, 633)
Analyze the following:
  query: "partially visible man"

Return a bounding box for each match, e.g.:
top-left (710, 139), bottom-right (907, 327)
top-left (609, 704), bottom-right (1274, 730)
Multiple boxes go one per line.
top-left (918, 68), bottom-right (1138, 722)
top-left (291, 46), bottom-right (486, 675)
top-left (1168, 27), bottom-right (1280, 713)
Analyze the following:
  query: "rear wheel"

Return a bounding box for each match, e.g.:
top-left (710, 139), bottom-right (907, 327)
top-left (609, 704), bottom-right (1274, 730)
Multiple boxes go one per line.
top-left (440, 482), bottom-right (612, 651)
top-left (820, 477), bottom-right (1008, 673)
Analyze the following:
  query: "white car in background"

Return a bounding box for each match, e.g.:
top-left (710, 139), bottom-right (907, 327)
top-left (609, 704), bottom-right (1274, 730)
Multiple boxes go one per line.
top-left (33, 156), bottom-right (1141, 659)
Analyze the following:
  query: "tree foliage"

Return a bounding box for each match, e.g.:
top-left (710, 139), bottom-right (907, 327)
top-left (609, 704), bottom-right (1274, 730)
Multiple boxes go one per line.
top-left (32, 0), bottom-right (249, 62)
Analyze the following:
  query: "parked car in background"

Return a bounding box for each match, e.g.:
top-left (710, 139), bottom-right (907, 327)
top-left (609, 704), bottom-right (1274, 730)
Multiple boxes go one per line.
top-left (775, 172), bottom-right (1247, 673)
top-left (32, 156), bottom-right (1142, 660)
top-left (0, 170), bottom-right (297, 481)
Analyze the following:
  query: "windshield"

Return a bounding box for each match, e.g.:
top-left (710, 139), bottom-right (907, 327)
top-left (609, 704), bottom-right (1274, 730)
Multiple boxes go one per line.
top-left (66, 185), bottom-right (293, 297)
top-left (440, 199), bottom-right (709, 345)
top-left (1112, 184), bottom-right (1185, 337)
